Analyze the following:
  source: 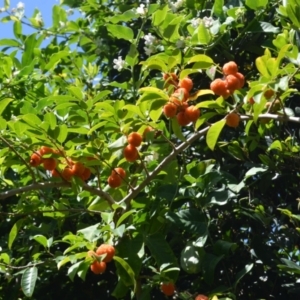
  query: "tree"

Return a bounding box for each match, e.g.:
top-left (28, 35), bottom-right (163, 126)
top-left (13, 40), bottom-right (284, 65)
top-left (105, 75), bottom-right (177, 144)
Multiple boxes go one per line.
top-left (1, 0), bottom-right (300, 299)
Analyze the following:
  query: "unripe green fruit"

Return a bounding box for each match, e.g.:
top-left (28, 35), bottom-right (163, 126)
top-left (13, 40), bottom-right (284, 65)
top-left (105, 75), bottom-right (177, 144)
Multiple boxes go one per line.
top-left (180, 241), bottom-right (201, 274)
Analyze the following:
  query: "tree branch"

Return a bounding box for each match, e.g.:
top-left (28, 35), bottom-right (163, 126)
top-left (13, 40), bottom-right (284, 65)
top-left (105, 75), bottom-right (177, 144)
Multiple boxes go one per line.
top-left (0, 181), bottom-right (115, 207)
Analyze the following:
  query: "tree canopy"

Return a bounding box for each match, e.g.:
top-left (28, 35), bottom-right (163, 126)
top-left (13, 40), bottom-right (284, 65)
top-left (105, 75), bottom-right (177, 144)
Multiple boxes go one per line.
top-left (1, 0), bottom-right (300, 299)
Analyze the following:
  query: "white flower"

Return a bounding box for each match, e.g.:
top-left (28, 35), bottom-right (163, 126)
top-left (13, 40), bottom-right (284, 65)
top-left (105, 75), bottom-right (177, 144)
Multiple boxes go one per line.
top-left (190, 18), bottom-right (201, 28)
top-left (66, 9), bottom-right (74, 16)
top-left (143, 33), bottom-right (159, 56)
top-left (16, 2), bottom-right (25, 10)
top-left (35, 12), bottom-right (43, 24)
top-left (143, 33), bottom-right (156, 46)
top-left (136, 4), bottom-right (147, 16)
top-left (0, 7), bottom-right (6, 12)
top-left (203, 16), bottom-right (213, 28)
top-left (59, 21), bottom-right (66, 28)
top-left (169, 0), bottom-right (184, 13)
top-left (113, 56), bottom-right (126, 72)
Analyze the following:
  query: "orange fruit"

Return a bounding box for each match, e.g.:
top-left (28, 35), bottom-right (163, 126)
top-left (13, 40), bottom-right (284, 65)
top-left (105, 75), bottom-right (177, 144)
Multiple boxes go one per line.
top-left (195, 295), bottom-right (209, 300)
top-left (249, 97), bottom-right (255, 105)
top-left (163, 102), bottom-right (177, 118)
top-left (108, 175), bottom-right (122, 188)
top-left (177, 111), bottom-right (190, 126)
top-left (90, 261), bottom-right (106, 274)
top-left (127, 132), bottom-right (143, 147)
top-left (143, 126), bottom-right (153, 139)
top-left (30, 152), bottom-right (42, 167)
top-left (43, 158), bottom-right (57, 171)
top-left (62, 167), bottom-right (73, 181)
top-left (210, 78), bottom-right (228, 96)
top-left (160, 282), bottom-right (175, 296)
top-left (80, 167), bottom-right (91, 181)
top-left (226, 113), bottom-right (240, 128)
top-left (40, 146), bottom-right (54, 156)
top-left (71, 162), bottom-right (85, 176)
top-left (225, 74), bottom-right (240, 91)
top-left (234, 72), bottom-right (245, 89)
top-left (124, 144), bottom-right (139, 162)
top-left (112, 167), bottom-right (126, 179)
top-left (163, 72), bottom-right (178, 87)
top-left (96, 244), bottom-right (116, 262)
top-left (185, 105), bottom-right (200, 123)
top-left (264, 89), bottom-right (275, 99)
top-left (179, 77), bottom-right (193, 92)
top-left (222, 61), bottom-right (238, 75)
top-left (51, 169), bottom-right (60, 177)
top-left (173, 87), bottom-right (189, 102)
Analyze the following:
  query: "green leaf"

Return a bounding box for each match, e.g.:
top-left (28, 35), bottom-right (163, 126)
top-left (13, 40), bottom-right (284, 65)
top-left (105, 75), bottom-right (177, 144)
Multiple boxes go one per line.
top-left (0, 98), bottom-right (13, 115)
top-left (22, 33), bottom-right (37, 68)
top-left (202, 253), bottom-right (224, 285)
top-left (13, 20), bottom-right (22, 39)
top-left (32, 235), bottom-right (48, 248)
top-left (145, 233), bottom-right (179, 281)
top-left (171, 117), bottom-right (186, 142)
top-left (206, 119), bottom-right (226, 150)
top-left (244, 167), bottom-right (268, 179)
top-left (152, 5), bottom-right (168, 26)
top-left (21, 267), bottom-right (38, 298)
top-left (197, 23), bottom-right (211, 45)
top-left (246, 0), bottom-right (268, 9)
top-left (213, 0), bottom-right (224, 18)
top-left (44, 112), bottom-right (57, 130)
top-left (114, 256), bottom-right (136, 291)
top-left (0, 38), bottom-right (21, 47)
top-left (107, 24), bottom-right (134, 41)
top-left (188, 54), bottom-right (214, 68)
top-left (8, 219), bottom-right (24, 250)
top-left (234, 263), bottom-right (253, 289)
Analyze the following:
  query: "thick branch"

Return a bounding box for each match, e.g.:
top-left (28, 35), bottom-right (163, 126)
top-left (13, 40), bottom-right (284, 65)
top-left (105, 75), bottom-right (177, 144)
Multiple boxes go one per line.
top-left (0, 181), bottom-right (115, 207)
top-left (121, 126), bottom-right (210, 207)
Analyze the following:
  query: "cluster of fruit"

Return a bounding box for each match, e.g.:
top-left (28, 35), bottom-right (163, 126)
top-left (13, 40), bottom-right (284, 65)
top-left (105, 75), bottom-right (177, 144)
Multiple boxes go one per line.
top-left (29, 146), bottom-right (91, 181)
top-left (210, 61), bottom-right (245, 97)
top-left (163, 73), bottom-right (200, 126)
top-left (123, 132), bottom-right (142, 163)
top-left (107, 167), bottom-right (126, 188)
top-left (88, 244), bottom-right (115, 275)
top-left (160, 282), bottom-right (208, 300)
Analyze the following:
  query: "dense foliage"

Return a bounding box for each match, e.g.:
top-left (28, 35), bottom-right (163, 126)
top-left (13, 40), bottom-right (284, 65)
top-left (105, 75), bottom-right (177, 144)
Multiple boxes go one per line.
top-left (1, 0), bottom-right (300, 299)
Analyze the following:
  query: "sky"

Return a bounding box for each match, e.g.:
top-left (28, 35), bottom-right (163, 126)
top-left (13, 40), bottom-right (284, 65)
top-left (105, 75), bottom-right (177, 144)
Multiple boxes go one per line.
top-left (0, 0), bottom-right (74, 39)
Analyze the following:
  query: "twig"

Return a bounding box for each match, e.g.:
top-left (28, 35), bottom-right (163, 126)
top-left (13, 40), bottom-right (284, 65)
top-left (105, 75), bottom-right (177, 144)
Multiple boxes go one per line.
top-left (0, 261), bottom-right (44, 270)
top-left (0, 136), bottom-right (36, 182)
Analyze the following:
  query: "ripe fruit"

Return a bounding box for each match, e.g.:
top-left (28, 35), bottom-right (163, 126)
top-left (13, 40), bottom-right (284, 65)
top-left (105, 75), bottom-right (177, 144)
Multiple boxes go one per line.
top-left (96, 244), bottom-right (115, 262)
top-left (225, 74), bottom-right (240, 91)
top-left (264, 89), bottom-right (275, 99)
top-left (179, 77), bottom-right (193, 92)
top-left (173, 87), bottom-right (189, 102)
top-left (43, 158), bottom-right (57, 171)
top-left (80, 167), bottom-right (91, 181)
top-left (195, 295), bottom-right (209, 300)
top-left (222, 61), bottom-right (238, 75)
top-left (51, 169), bottom-right (60, 177)
top-left (62, 167), bottom-right (73, 181)
top-left (226, 113), bottom-right (240, 128)
top-left (163, 72), bottom-right (178, 87)
top-left (249, 97), bottom-right (255, 105)
top-left (90, 261), bottom-right (106, 274)
top-left (185, 105), bottom-right (200, 123)
top-left (40, 146), bottom-right (54, 156)
top-left (210, 78), bottom-right (228, 96)
top-left (177, 111), bottom-right (190, 126)
top-left (143, 126), bottom-right (153, 139)
top-left (160, 282), bottom-right (175, 296)
top-left (124, 144), bottom-right (139, 162)
top-left (127, 132), bottom-right (143, 147)
top-left (71, 162), bottom-right (85, 176)
top-left (234, 72), bottom-right (245, 89)
top-left (30, 152), bottom-right (42, 167)
top-left (108, 174), bottom-right (122, 188)
top-left (112, 167), bottom-right (126, 179)
top-left (163, 102), bottom-right (177, 118)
